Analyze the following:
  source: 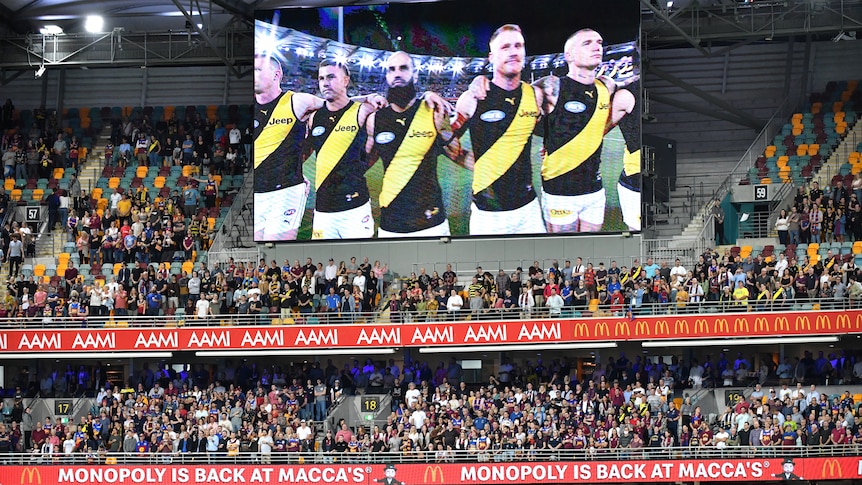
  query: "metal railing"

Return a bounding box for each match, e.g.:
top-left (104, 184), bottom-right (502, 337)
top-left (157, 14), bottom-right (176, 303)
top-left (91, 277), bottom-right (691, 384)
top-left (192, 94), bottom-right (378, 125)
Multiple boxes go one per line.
top-left (208, 169), bottom-right (253, 255)
top-left (3, 296), bottom-right (861, 329)
top-left (1, 445), bottom-right (859, 465)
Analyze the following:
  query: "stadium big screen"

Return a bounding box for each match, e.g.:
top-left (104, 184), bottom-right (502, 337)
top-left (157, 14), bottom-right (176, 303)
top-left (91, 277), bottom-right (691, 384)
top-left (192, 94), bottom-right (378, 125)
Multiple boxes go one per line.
top-left (253, 0), bottom-right (640, 242)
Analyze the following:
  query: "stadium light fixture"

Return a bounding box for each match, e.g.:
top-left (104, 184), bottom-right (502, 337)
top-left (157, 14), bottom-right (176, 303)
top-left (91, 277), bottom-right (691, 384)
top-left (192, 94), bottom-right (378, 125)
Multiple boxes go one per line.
top-left (40, 25), bottom-right (63, 35)
top-left (196, 348), bottom-right (397, 357)
top-left (642, 336), bottom-right (838, 348)
top-left (35, 66), bottom-right (46, 78)
top-left (85, 15), bottom-right (103, 33)
top-left (418, 342), bottom-right (617, 354)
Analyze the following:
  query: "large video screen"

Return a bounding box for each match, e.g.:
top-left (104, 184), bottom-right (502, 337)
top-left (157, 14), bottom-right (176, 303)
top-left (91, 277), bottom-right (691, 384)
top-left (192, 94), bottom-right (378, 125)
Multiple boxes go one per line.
top-left (253, 0), bottom-right (640, 241)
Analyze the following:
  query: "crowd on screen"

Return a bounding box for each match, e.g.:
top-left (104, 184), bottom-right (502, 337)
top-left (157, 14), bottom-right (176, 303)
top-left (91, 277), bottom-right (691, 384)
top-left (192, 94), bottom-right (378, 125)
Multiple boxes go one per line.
top-left (773, 178), bottom-right (862, 245)
top-left (1, 350), bottom-right (862, 461)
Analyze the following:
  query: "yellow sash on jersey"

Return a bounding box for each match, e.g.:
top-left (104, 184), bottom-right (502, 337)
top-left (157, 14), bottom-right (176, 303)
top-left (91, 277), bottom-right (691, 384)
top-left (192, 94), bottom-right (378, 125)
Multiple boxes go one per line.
top-left (623, 148), bottom-right (641, 177)
top-left (472, 83), bottom-right (538, 194)
top-left (254, 91), bottom-right (296, 169)
top-left (314, 102), bottom-right (361, 190)
top-left (542, 79), bottom-right (611, 181)
top-left (379, 104), bottom-right (436, 208)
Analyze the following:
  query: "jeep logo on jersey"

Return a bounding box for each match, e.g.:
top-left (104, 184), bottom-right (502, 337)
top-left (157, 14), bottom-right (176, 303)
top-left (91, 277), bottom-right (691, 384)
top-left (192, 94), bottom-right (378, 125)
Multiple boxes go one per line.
top-left (479, 110), bottom-right (506, 122)
top-left (564, 101), bottom-right (587, 113)
top-left (311, 126), bottom-right (326, 137)
top-left (375, 132), bottom-right (396, 144)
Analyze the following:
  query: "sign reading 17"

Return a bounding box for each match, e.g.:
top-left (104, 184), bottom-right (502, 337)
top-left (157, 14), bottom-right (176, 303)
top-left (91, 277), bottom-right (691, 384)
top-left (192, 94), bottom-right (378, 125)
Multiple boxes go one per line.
top-left (55, 400), bottom-right (73, 415)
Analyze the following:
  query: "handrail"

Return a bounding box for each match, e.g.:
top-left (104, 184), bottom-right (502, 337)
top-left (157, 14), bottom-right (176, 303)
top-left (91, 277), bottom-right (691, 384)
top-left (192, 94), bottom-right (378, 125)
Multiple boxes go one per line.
top-left (1, 297), bottom-right (861, 329)
top-left (1, 445), bottom-right (859, 465)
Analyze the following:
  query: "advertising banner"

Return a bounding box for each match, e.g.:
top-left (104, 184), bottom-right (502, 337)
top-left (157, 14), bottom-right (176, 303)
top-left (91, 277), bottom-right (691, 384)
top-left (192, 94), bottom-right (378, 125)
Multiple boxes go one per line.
top-left (0, 309), bottom-right (860, 353)
top-left (3, 457), bottom-right (860, 484)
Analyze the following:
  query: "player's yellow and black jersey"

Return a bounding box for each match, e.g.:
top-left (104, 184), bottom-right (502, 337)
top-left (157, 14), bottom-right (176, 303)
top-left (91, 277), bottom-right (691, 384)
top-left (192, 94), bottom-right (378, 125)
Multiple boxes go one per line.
top-left (307, 101), bottom-right (370, 213)
top-left (542, 76), bottom-right (610, 196)
top-left (254, 91), bottom-right (306, 193)
top-left (469, 82), bottom-right (539, 212)
top-left (618, 80), bottom-right (641, 191)
top-left (373, 101), bottom-right (447, 233)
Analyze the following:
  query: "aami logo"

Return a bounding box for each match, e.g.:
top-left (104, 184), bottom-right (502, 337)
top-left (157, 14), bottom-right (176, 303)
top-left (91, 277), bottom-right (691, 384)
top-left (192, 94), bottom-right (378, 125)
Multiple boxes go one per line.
top-left (564, 101), bottom-right (587, 113)
top-left (311, 126), bottom-right (326, 137)
top-left (375, 132), bottom-right (396, 144)
top-left (480, 110), bottom-right (506, 122)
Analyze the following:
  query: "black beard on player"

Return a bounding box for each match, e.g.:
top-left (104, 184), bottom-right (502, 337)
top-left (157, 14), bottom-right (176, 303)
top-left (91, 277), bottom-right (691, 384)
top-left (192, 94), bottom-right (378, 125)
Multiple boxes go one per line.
top-left (386, 81), bottom-right (417, 108)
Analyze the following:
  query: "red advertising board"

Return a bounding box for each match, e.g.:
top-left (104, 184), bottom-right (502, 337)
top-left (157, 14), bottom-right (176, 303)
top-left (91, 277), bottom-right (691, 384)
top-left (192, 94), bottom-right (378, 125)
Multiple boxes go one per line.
top-left (0, 309), bottom-right (859, 353)
top-left (1, 457), bottom-right (859, 484)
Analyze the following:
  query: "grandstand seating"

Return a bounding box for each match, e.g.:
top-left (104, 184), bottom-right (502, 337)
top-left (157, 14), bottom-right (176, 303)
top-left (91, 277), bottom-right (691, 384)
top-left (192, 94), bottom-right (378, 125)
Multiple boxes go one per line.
top-left (741, 80), bottom-right (860, 186)
top-left (2, 103), bottom-right (250, 286)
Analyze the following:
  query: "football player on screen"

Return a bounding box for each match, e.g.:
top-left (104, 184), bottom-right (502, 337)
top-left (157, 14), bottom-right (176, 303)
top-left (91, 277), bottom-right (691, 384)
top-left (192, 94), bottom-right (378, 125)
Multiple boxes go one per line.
top-left (304, 60), bottom-right (450, 240)
top-left (365, 51), bottom-right (461, 238)
top-left (452, 24), bottom-right (547, 235)
top-left (610, 78), bottom-right (641, 231)
top-left (253, 53), bottom-right (386, 241)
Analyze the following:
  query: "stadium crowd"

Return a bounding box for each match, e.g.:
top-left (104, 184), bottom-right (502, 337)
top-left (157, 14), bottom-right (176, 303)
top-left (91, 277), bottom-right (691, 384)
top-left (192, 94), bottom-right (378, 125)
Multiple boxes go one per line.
top-left (4, 241), bottom-right (862, 323)
top-left (1, 351), bottom-right (861, 462)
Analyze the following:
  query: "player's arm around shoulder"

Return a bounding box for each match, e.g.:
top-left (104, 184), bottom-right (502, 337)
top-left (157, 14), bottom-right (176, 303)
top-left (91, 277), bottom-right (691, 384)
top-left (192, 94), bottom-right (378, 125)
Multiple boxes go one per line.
top-left (609, 88), bottom-right (635, 126)
top-left (292, 92), bottom-right (326, 122)
top-left (364, 111), bottom-right (378, 165)
top-left (445, 92), bottom-right (478, 170)
top-left (532, 75), bottom-right (560, 116)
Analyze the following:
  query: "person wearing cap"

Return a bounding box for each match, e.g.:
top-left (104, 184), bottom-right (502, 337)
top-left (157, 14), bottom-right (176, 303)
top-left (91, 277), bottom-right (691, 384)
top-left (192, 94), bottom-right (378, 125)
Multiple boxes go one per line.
top-left (773, 457), bottom-right (802, 480)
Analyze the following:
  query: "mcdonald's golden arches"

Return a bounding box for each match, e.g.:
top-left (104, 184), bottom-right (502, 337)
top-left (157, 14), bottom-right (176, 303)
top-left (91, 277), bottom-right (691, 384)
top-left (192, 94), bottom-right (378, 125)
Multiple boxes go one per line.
top-left (20, 467), bottom-right (42, 485)
top-left (424, 465), bottom-right (445, 483)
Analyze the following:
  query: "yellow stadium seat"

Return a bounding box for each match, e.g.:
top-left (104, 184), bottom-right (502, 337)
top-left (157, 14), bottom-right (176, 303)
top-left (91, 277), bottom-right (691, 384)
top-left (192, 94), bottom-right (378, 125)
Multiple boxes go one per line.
top-left (53, 168), bottom-right (64, 179)
top-left (154, 176), bottom-right (166, 188)
top-left (760, 178), bottom-right (772, 184)
top-left (765, 145), bottom-right (776, 157)
top-left (796, 144), bottom-right (808, 156)
top-left (103, 320), bottom-right (116, 328)
top-left (271, 318), bottom-right (283, 326)
top-left (115, 321), bottom-right (129, 328)
top-left (114, 264), bottom-right (121, 275)
top-left (807, 144), bottom-right (819, 156)
top-left (136, 166), bottom-right (148, 178)
top-left (91, 187), bottom-right (103, 199)
top-left (97, 198), bottom-right (108, 211)
top-left (791, 127), bottom-right (802, 136)
top-left (207, 217), bottom-right (216, 230)
top-left (32, 189), bottom-right (43, 201)
top-left (4, 179), bottom-right (14, 191)
top-left (10, 189), bottom-right (21, 201)
top-left (182, 261), bottom-right (194, 274)
top-left (33, 264), bottom-right (45, 277)
top-left (108, 177), bottom-right (120, 189)
top-left (791, 113), bottom-right (803, 122)
top-left (588, 298), bottom-right (599, 312)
